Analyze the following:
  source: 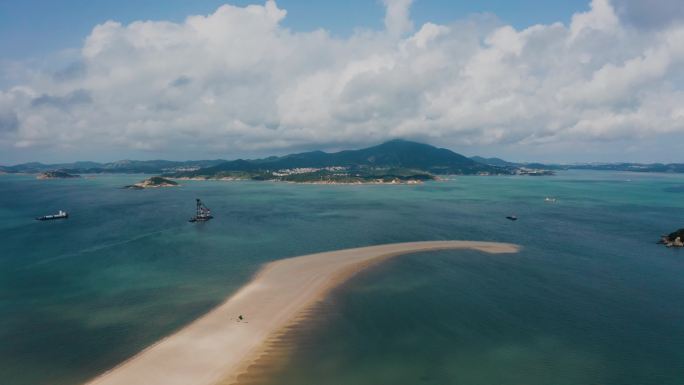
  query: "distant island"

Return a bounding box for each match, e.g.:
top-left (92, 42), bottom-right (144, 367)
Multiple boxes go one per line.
top-left (178, 167), bottom-right (433, 184)
top-left (125, 176), bottom-right (179, 189)
top-left (169, 140), bottom-right (514, 183)
top-left (0, 140), bottom-right (550, 178)
top-left (36, 170), bottom-right (80, 179)
top-left (660, 229), bottom-right (684, 248)
top-left (21, 139), bottom-right (684, 180)
top-left (470, 156), bottom-right (684, 174)
top-left (2, 160), bottom-right (227, 175)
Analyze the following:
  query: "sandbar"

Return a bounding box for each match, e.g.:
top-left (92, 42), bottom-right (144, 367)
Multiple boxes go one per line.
top-left (84, 240), bottom-right (519, 385)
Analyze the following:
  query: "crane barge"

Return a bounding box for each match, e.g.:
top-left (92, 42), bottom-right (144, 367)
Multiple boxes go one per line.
top-left (189, 199), bottom-right (213, 222)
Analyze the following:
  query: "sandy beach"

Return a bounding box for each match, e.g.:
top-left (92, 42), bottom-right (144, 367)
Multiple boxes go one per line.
top-left (84, 241), bottom-right (519, 385)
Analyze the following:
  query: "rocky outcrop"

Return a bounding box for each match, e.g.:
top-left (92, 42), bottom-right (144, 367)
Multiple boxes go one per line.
top-left (125, 176), bottom-right (178, 189)
top-left (659, 229), bottom-right (684, 248)
top-left (37, 170), bottom-right (80, 179)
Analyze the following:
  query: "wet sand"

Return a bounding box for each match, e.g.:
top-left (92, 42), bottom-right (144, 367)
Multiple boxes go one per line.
top-left (84, 241), bottom-right (520, 385)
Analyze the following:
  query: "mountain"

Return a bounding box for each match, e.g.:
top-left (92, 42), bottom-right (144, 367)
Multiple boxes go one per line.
top-left (464, 156), bottom-right (683, 173)
top-left (36, 171), bottom-right (80, 179)
top-left (178, 140), bottom-right (508, 179)
top-left (0, 159), bottom-right (227, 174)
top-left (470, 156), bottom-right (518, 167)
top-left (1, 162), bottom-right (54, 173)
top-left (93, 160), bottom-right (228, 174)
top-left (125, 176), bottom-right (179, 189)
top-left (3, 144), bottom-right (682, 176)
top-left (567, 163), bottom-right (684, 173)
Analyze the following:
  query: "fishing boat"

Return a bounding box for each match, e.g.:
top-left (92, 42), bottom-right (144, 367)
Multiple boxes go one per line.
top-left (189, 199), bottom-right (213, 222)
top-left (36, 210), bottom-right (68, 221)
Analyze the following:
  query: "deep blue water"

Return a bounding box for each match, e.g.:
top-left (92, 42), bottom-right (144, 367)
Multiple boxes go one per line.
top-left (1, 171), bottom-right (683, 385)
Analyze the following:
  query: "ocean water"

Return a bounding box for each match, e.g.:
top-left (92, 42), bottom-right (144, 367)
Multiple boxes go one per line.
top-left (1, 171), bottom-right (683, 385)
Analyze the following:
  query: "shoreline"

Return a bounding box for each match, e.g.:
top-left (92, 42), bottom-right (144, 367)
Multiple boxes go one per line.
top-left (83, 241), bottom-right (520, 385)
top-left (173, 176), bottom-right (427, 185)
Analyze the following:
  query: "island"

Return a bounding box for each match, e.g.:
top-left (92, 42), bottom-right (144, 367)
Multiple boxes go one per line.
top-left (169, 140), bottom-right (512, 184)
top-left (515, 168), bottom-right (556, 176)
top-left (36, 170), bottom-right (80, 179)
top-left (6, 141), bottom-right (684, 177)
top-left (177, 167), bottom-right (434, 184)
top-left (125, 176), bottom-right (179, 189)
top-left (660, 229), bottom-right (684, 248)
top-left (2, 140), bottom-right (564, 179)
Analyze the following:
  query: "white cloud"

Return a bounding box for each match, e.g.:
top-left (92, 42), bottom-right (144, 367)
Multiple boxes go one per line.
top-left (569, 0), bottom-right (620, 41)
top-left (383, 0), bottom-right (414, 37)
top-left (613, 0), bottom-right (684, 29)
top-left (2, 0), bottom-right (684, 162)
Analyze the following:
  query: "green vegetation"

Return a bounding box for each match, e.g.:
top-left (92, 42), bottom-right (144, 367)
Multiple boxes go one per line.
top-left (175, 170), bottom-right (270, 180)
top-left (125, 176), bottom-right (178, 189)
top-left (4, 140), bottom-right (684, 176)
top-left (279, 168), bottom-right (434, 184)
top-left (170, 166), bottom-right (434, 184)
top-left (147, 176), bottom-right (178, 186)
top-left (36, 170), bottom-right (80, 179)
top-left (172, 140), bottom-right (510, 182)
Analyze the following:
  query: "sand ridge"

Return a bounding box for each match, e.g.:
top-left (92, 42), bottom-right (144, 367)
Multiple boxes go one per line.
top-left (83, 241), bottom-right (520, 385)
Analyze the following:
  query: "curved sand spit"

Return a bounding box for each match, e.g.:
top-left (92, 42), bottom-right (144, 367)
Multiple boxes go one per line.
top-left (84, 241), bottom-right (519, 385)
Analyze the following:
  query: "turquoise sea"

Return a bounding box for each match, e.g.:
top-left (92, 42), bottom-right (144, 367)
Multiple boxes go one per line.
top-left (1, 171), bottom-right (683, 385)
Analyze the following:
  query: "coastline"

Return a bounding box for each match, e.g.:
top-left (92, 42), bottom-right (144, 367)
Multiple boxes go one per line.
top-left (172, 176), bottom-right (427, 185)
top-left (83, 241), bottom-right (520, 385)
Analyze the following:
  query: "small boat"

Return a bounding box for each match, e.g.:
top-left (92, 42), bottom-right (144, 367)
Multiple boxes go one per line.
top-left (506, 215), bottom-right (518, 221)
top-left (544, 197), bottom-right (557, 203)
top-left (189, 199), bottom-right (213, 222)
top-left (36, 210), bottom-right (68, 221)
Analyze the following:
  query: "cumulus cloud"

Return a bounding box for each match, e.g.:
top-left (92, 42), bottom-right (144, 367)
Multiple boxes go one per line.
top-left (0, 92), bottom-right (19, 134)
top-left (31, 89), bottom-right (92, 109)
top-left (383, 0), bottom-right (414, 37)
top-left (1, 0), bottom-right (684, 161)
top-left (613, 0), bottom-right (684, 29)
top-left (0, 109), bottom-right (19, 134)
top-left (569, 0), bottom-right (620, 40)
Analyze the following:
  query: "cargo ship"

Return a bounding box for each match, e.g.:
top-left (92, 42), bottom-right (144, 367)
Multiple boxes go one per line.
top-left (36, 210), bottom-right (68, 221)
top-left (189, 199), bottom-right (213, 222)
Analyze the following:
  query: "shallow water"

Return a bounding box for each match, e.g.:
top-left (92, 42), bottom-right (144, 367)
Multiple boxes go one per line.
top-left (1, 171), bottom-right (683, 385)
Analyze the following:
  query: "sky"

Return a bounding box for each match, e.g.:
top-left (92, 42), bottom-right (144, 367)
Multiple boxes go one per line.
top-left (1, 0), bottom-right (683, 164)
top-left (0, 0), bottom-right (589, 60)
